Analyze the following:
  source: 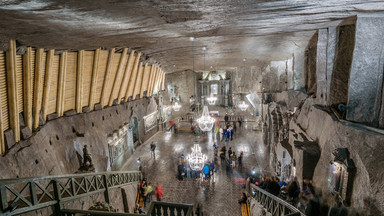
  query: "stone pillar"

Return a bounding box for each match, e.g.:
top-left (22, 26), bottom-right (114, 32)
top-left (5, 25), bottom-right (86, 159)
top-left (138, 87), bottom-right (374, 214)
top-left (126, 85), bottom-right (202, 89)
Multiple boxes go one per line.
top-left (200, 81), bottom-right (205, 107)
top-left (218, 82), bottom-right (222, 106)
top-left (287, 57), bottom-right (294, 90)
top-left (326, 27), bottom-right (337, 105)
top-left (224, 81), bottom-right (229, 107)
top-left (316, 28), bottom-right (328, 106)
top-left (293, 50), bottom-right (305, 90)
top-left (347, 16), bottom-right (384, 127)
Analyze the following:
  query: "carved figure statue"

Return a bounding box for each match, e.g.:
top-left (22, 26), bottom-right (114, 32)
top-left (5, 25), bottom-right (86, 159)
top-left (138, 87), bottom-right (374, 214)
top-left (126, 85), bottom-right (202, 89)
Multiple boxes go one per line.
top-left (83, 145), bottom-right (93, 167)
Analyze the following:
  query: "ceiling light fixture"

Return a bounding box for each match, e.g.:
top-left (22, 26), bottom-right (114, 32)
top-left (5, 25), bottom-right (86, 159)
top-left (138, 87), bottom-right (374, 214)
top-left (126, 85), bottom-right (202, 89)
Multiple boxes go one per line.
top-left (187, 143), bottom-right (207, 171)
top-left (196, 106), bottom-right (215, 131)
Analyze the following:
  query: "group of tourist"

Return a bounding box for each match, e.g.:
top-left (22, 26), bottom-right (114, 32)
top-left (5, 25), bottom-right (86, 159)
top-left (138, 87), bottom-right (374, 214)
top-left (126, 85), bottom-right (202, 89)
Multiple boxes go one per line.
top-left (137, 179), bottom-right (163, 209)
top-left (176, 153), bottom-right (216, 181)
top-left (254, 176), bottom-right (352, 216)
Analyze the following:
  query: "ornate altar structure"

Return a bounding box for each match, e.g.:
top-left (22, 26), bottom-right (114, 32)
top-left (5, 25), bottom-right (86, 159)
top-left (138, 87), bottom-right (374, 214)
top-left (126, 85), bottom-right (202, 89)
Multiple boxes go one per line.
top-left (143, 111), bottom-right (158, 134)
top-left (161, 106), bottom-right (172, 123)
top-left (107, 124), bottom-right (134, 166)
top-left (328, 148), bottom-right (356, 206)
top-left (198, 71), bottom-right (231, 107)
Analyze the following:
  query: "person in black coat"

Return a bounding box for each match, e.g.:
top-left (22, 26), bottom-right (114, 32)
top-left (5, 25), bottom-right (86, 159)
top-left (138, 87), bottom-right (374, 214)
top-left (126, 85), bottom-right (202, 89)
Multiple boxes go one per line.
top-left (267, 177), bottom-right (281, 196)
top-left (177, 162), bottom-right (184, 180)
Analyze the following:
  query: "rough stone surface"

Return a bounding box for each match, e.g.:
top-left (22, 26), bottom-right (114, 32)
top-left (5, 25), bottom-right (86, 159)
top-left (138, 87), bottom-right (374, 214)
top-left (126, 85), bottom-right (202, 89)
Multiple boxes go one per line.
top-left (291, 97), bottom-right (384, 213)
top-left (64, 109), bottom-right (77, 117)
top-left (47, 113), bottom-right (59, 121)
top-left (3, 129), bottom-right (15, 150)
top-left (347, 16), bottom-right (384, 127)
top-left (329, 23), bottom-right (355, 107)
top-left (0, 97), bottom-right (159, 179)
top-left (94, 103), bottom-right (102, 111)
top-left (20, 126), bottom-right (32, 140)
top-left (82, 106), bottom-right (91, 113)
top-left (0, 1), bottom-right (373, 72)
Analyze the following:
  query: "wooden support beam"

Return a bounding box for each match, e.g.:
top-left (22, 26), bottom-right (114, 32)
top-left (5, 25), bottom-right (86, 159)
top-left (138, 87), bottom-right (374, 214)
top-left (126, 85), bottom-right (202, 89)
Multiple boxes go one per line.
top-left (89, 48), bottom-right (100, 111)
top-left (6, 40), bottom-right (20, 141)
top-left (151, 66), bottom-right (160, 95)
top-left (147, 65), bottom-right (156, 97)
top-left (133, 62), bottom-right (144, 100)
top-left (32, 48), bottom-right (46, 130)
top-left (23, 47), bottom-right (33, 130)
top-left (140, 63), bottom-right (151, 98)
top-left (100, 48), bottom-right (115, 107)
top-left (109, 48), bottom-right (128, 106)
top-left (151, 67), bottom-right (160, 94)
top-left (76, 50), bottom-right (84, 113)
top-left (125, 52), bottom-right (141, 101)
top-left (57, 52), bottom-right (67, 117)
top-left (0, 98), bottom-right (3, 154)
top-left (161, 71), bottom-right (165, 91)
top-left (42, 49), bottom-right (54, 120)
top-left (118, 50), bottom-right (135, 104)
top-left (155, 69), bottom-right (163, 93)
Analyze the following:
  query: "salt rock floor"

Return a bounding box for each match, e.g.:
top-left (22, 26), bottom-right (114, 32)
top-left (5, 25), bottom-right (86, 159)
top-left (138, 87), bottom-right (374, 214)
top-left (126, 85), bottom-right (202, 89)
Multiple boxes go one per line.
top-left (121, 124), bottom-right (268, 216)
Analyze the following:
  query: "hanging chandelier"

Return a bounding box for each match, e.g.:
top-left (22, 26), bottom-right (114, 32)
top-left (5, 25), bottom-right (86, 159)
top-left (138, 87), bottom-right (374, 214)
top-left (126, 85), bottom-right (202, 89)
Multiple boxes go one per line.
top-left (187, 143), bottom-right (207, 171)
top-left (196, 106), bottom-right (215, 131)
top-left (172, 102), bottom-right (181, 111)
top-left (238, 101), bottom-right (249, 111)
top-left (206, 94), bottom-right (217, 105)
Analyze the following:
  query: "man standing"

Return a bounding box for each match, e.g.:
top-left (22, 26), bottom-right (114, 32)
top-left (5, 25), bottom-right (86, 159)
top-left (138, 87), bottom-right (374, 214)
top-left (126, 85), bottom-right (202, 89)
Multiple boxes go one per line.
top-left (150, 142), bottom-right (156, 159)
top-left (224, 113), bottom-right (229, 124)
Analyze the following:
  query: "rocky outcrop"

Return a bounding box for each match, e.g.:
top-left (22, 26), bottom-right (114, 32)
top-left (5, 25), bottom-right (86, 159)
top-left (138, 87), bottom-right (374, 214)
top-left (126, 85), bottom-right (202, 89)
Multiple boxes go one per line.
top-left (0, 97), bottom-right (159, 179)
top-left (290, 97), bottom-right (384, 214)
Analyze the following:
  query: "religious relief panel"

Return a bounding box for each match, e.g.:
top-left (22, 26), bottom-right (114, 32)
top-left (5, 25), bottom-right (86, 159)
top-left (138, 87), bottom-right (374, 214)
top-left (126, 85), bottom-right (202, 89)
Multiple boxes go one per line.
top-left (162, 106), bottom-right (172, 123)
top-left (202, 71), bottom-right (227, 81)
top-left (144, 111), bottom-right (158, 134)
top-left (108, 124), bottom-right (130, 166)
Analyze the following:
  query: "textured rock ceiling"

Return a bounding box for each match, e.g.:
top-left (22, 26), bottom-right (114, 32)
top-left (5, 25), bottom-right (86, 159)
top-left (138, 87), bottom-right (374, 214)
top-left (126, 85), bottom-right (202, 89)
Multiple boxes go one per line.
top-left (1, 0), bottom-right (384, 72)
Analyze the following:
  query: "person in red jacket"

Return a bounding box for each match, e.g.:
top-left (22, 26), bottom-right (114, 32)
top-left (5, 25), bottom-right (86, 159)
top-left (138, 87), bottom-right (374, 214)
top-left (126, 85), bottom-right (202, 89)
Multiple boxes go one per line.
top-left (155, 184), bottom-right (163, 201)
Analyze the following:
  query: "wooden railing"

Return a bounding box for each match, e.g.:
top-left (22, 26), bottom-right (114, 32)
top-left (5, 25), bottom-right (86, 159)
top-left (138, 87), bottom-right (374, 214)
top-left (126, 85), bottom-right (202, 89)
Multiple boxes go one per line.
top-left (61, 201), bottom-right (194, 216)
top-left (0, 171), bottom-right (141, 215)
top-left (249, 184), bottom-right (305, 216)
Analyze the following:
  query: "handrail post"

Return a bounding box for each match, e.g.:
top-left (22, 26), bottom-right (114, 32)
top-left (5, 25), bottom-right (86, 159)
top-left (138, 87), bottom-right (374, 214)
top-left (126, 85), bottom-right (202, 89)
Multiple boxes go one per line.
top-left (30, 181), bottom-right (38, 205)
top-left (53, 179), bottom-right (62, 216)
top-left (0, 183), bottom-right (8, 211)
top-left (103, 174), bottom-right (110, 204)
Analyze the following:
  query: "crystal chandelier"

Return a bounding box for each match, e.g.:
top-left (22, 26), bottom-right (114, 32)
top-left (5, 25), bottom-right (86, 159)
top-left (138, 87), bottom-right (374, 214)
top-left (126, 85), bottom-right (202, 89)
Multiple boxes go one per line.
top-left (187, 143), bottom-right (207, 171)
top-left (172, 102), bottom-right (181, 111)
top-left (196, 106), bottom-right (215, 131)
top-left (206, 94), bottom-right (217, 105)
top-left (238, 101), bottom-right (249, 111)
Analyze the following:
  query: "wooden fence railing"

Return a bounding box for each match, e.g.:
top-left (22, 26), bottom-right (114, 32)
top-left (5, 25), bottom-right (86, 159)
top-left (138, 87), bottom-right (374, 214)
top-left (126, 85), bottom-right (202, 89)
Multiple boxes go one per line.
top-left (0, 171), bottom-right (141, 215)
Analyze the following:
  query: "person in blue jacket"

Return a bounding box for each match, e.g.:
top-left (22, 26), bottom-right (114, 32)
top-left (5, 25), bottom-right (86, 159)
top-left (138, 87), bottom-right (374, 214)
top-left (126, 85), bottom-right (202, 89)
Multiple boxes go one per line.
top-left (202, 164), bottom-right (210, 181)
